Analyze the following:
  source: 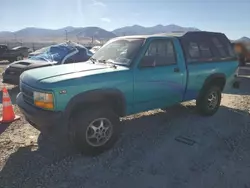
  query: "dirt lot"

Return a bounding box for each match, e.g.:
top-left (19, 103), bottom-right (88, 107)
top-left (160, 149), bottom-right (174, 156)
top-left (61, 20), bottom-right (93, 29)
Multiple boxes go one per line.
top-left (0, 64), bottom-right (250, 188)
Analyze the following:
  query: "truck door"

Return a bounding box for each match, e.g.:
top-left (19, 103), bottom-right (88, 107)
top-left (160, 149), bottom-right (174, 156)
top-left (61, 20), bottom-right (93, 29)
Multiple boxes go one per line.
top-left (133, 38), bottom-right (187, 113)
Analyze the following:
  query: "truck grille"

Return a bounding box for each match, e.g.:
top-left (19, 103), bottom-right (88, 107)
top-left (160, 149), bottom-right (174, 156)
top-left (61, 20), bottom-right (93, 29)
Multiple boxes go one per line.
top-left (20, 83), bottom-right (34, 105)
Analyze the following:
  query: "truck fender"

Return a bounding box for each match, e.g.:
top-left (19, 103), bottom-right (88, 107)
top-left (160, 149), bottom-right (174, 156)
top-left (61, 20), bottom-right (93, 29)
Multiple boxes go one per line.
top-left (197, 73), bottom-right (226, 99)
top-left (64, 88), bottom-right (127, 118)
top-left (203, 73), bottom-right (226, 88)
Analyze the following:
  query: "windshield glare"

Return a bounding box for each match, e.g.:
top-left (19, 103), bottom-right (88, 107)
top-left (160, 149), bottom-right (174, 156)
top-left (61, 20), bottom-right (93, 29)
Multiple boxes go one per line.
top-left (91, 38), bottom-right (144, 66)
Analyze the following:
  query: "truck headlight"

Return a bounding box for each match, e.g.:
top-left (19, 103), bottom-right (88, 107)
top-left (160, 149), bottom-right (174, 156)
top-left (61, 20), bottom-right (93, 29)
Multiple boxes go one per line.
top-left (34, 91), bottom-right (54, 109)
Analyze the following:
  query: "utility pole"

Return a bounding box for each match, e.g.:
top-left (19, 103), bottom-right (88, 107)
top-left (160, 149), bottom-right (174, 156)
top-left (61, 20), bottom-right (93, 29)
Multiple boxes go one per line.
top-left (65, 30), bottom-right (68, 41)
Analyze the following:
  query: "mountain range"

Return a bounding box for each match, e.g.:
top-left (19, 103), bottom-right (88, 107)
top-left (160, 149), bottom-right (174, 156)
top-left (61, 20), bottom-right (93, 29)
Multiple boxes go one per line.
top-left (234, 37), bottom-right (250, 43)
top-left (0, 26), bottom-right (116, 43)
top-left (0, 24), bottom-right (199, 43)
top-left (112, 24), bottom-right (199, 36)
top-left (0, 24), bottom-right (249, 43)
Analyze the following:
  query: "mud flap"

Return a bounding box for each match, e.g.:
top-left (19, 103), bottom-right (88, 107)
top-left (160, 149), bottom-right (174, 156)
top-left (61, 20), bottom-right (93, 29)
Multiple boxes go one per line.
top-left (232, 80), bottom-right (240, 89)
top-left (232, 67), bottom-right (240, 89)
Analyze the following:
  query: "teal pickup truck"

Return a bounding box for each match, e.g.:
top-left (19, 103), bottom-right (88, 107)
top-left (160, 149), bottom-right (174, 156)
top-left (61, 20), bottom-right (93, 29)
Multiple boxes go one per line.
top-left (17, 31), bottom-right (238, 155)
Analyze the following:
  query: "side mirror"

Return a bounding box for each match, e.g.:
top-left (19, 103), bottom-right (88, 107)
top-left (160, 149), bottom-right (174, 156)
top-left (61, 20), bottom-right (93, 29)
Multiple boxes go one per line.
top-left (139, 56), bottom-right (155, 68)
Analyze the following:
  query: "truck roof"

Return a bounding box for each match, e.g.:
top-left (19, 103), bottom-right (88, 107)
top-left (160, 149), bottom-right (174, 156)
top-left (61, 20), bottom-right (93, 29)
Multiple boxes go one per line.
top-left (115, 31), bottom-right (226, 40)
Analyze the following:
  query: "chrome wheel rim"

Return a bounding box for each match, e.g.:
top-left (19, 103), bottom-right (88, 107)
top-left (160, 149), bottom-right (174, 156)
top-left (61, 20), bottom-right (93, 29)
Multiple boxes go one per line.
top-left (86, 118), bottom-right (113, 147)
top-left (207, 91), bottom-right (218, 110)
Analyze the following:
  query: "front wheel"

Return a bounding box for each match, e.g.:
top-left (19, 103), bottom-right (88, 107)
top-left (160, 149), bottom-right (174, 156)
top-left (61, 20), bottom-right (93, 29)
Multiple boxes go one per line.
top-left (69, 106), bottom-right (120, 155)
top-left (196, 86), bottom-right (222, 116)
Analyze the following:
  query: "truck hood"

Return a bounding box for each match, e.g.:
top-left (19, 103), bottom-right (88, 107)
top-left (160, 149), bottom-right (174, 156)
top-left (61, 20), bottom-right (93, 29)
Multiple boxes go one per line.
top-left (9, 59), bottom-right (56, 70)
top-left (20, 62), bottom-right (120, 86)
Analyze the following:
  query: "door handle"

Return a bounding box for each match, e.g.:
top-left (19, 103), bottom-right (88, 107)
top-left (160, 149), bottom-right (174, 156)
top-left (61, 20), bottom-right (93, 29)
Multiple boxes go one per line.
top-left (174, 67), bottom-right (180, 72)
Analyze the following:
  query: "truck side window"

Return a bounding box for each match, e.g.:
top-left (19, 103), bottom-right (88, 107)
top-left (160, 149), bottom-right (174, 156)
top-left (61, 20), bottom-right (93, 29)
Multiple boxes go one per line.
top-left (144, 40), bottom-right (176, 66)
top-left (226, 43), bottom-right (236, 57)
top-left (212, 37), bottom-right (227, 58)
top-left (186, 40), bottom-right (213, 62)
top-left (200, 42), bottom-right (212, 58)
top-left (188, 42), bottom-right (200, 59)
top-left (221, 37), bottom-right (236, 58)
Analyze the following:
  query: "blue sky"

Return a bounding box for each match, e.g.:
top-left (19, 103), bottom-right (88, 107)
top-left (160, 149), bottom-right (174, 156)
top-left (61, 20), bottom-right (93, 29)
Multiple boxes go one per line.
top-left (1, 0), bottom-right (249, 39)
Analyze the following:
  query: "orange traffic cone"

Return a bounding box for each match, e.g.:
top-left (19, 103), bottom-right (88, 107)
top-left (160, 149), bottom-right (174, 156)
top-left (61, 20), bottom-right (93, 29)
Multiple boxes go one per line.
top-left (0, 87), bottom-right (20, 123)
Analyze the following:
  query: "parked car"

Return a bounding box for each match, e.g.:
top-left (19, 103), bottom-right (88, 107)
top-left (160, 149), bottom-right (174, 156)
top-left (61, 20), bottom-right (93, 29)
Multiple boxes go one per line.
top-left (0, 45), bottom-right (29, 62)
top-left (28, 46), bottom-right (49, 58)
top-left (2, 42), bottom-right (93, 85)
top-left (85, 46), bottom-right (92, 50)
top-left (17, 31), bottom-right (239, 155)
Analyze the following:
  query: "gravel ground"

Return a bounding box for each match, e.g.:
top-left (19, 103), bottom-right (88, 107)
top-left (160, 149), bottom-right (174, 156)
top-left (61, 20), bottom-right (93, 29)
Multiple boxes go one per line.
top-left (0, 65), bottom-right (250, 188)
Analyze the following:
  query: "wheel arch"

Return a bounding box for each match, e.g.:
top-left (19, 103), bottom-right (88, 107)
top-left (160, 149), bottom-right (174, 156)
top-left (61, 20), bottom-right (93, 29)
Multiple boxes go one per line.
top-left (65, 88), bottom-right (127, 119)
top-left (197, 73), bottom-right (226, 100)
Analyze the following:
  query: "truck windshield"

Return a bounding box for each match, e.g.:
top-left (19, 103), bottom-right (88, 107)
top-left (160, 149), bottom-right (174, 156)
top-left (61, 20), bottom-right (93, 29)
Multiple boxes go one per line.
top-left (91, 38), bottom-right (144, 66)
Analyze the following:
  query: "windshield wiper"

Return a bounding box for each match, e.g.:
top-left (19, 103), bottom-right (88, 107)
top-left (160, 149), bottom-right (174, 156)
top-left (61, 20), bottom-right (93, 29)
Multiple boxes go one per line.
top-left (98, 59), bottom-right (117, 68)
top-left (98, 59), bottom-right (115, 64)
top-left (89, 57), bottom-right (97, 64)
top-left (98, 59), bottom-right (108, 64)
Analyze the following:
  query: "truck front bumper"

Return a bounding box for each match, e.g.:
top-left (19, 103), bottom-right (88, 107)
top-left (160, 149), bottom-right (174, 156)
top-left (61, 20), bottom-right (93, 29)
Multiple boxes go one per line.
top-left (16, 92), bottom-right (66, 134)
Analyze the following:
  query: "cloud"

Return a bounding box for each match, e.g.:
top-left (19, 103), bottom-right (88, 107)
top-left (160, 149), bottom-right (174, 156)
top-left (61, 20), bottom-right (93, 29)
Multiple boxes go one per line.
top-left (91, 0), bottom-right (106, 7)
top-left (101, 17), bottom-right (111, 22)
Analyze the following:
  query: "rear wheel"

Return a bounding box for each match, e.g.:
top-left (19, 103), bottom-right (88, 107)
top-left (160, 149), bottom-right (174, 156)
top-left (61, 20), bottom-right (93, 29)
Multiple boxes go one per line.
top-left (69, 106), bottom-right (120, 155)
top-left (196, 86), bottom-right (221, 116)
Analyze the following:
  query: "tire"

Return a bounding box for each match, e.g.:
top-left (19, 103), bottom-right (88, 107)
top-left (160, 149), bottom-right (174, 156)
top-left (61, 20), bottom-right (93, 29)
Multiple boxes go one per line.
top-left (69, 106), bottom-right (120, 156)
top-left (196, 85), bottom-right (222, 116)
